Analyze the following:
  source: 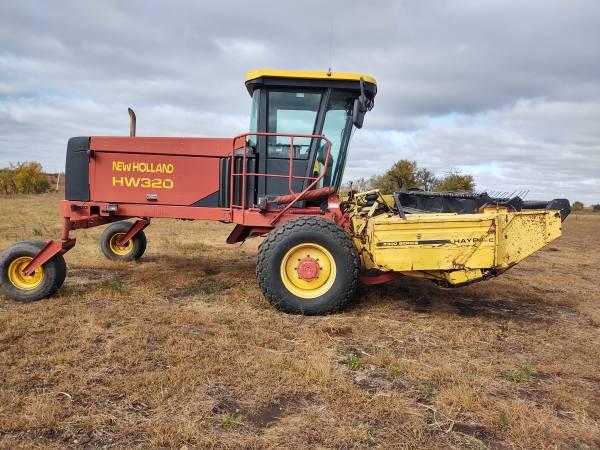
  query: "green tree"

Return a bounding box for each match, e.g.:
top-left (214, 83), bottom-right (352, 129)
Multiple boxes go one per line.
top-left (351, 160), bottom-right (475, 194)
top-left (593, 204), bottom-right (600, 212)
top-left (434, 170), bottom-right (475, 192)
top-left (12, 162), bottom-right (50, 194)
top-left (416, 167), bottom-right (438, 191)
top-left (369, 173), bottom-right (394, 193)
top-left (0, 168), bottom-right (17, 194)
top-left (571, 201), bottom-right (584, 211)
top-left (370, 160), bottom-right (421, 193)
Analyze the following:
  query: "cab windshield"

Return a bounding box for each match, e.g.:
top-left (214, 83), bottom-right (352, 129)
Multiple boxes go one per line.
top-left (246, 87), bottom-right (358, 195)
top-left (317, 91), bottom-right (354, 188)
top-left (267, 90), bottom-right (322, 159)
top-left (264, 89), bottom-right (355, 189)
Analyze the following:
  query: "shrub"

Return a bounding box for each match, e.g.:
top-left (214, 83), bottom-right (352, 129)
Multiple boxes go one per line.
top-left (0, 168), bottom-right (17, 194)
top-left (341, 354), bottom-right (365, 370)
top-left (571, 201), bottom-right (584, 211)
top-left (501, 363), bottom-right (534, 383)
top-left (0, 162), bottom-right (49, 195)
top-left (13, 162), bottom-right (50, 194)
top-left (434, 169), bottom-right (475, 192)
top-left (345, 160), bottom-right (475, 194)
top-left (219, 414), bottom-right (244, 428)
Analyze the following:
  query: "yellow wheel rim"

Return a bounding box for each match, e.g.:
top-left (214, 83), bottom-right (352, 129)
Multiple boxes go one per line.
top-left (7, 257), bottom-right (44, 291)
top-left (109, 233), bottom-right (133, 256)
top-left (280, 243), bottom-right (336, 299)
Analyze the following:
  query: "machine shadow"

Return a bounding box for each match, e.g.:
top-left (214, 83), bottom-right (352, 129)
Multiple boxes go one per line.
top-left (101, 253), bottom-right (564, 323)
top-left (352, 276), bottom-right (564, 323)
top-left (140, 253), bottom-right (257, 276)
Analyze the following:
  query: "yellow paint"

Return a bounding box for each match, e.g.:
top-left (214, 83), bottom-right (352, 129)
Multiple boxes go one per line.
top-left (112, 161), bottom-right (174, 174)
top-left (7, 256), bottom-right (44, 290)
top-left (112, 177), bottom-right (174, 189)
top-left (109, 233), bottom-right (133, 256)
top-left (280, 243), bottom-right (336, 299)
top-left (350, 202), bottom-right (563, 286)
top-left (364, 214), bottom-right (496, 272)
top-left (111, 161), bottom-right (175, 189)
top-left (494, 208), bottom-right (562, 268)
top-left (246, 69), bottom-right (377, 85)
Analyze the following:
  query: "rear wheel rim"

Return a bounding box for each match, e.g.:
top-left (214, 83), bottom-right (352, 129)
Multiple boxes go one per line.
top-left (280, 243), bottom-right (336, 299)
top-left (7, 257), bottom-right (44, 290)
top-left (109, 233), bottom-right (133, 256)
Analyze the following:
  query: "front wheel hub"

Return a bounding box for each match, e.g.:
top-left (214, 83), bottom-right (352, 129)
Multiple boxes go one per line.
top-left (109, 233), bottom-right (133, 256)
top-left (296, 257), bottom-right (321, 281)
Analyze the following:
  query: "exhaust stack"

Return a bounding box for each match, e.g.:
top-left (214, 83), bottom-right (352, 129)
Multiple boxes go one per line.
top-left (128, 108), bottom-right (136, 137)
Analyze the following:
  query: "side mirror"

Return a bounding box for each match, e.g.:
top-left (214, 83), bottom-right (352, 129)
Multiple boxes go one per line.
top-left (353, 77), bottom-right (373, 129)
top-left (353, 97), bottom-right (365, 128)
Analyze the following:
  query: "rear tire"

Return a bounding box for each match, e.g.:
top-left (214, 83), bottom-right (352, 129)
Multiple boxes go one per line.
top-left (256, 217), bottom-right (359, 315)
top-left (0, 241), bottom-right (67, 302)
top-left (100, 221), bottom-right (147, 261)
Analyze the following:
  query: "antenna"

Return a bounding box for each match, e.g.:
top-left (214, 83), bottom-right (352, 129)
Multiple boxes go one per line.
top-left (327, 15), bottom-right (333, 75)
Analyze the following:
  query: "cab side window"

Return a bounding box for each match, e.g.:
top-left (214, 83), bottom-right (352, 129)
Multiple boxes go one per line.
top-left (267, 91), bottom-right (322, 159)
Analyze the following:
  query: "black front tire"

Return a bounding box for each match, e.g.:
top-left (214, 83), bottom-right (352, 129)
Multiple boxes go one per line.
top-left (0, 241), bottom-right (67, 302)
top-left (256, 217), bottom-right (360, 315)
top-left (100, 221), bottom-right (147, 261)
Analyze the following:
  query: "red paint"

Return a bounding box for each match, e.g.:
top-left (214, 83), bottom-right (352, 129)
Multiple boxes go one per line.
top-left (296, 257), bottom-right (320, 281)
top-left (59, 197), bottom-right (339, 227)
top-left (69, 215), bottom-right (116, 230)
top-left (229, 132), bottom-right (332, 225)
top-left (226, 224), bottom-right (251, 244)
top-left (90, 151), bottom-right (219, 206)
top-left (23, 238), bottom-right (76, 275)
top-left (25, 132), bottom-right (348, 273)
top-left (226, 225), bottom-right (276, 244)
top-left (359, 273), bottom-right (398, 285)
top-left (119, 218), bottom-right (150, 245)
top-left (91, 136), bottom-right (232, 157)
top-left (274, 187), bottom-right (335, 205)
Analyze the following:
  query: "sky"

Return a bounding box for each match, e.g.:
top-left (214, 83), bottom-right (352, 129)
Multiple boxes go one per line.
top-left (1, 0), bottom-right (599, 204)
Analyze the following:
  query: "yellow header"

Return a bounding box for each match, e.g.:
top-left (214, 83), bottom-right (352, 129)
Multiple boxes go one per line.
top-left (246, 69), bottom-right (377, 85)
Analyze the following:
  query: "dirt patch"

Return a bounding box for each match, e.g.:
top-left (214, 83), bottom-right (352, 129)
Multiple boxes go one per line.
top-left (66, 267), bottom-right (113, 285)
top-left (322, 324), bottom-right (354, 337)
top-left (246, 394), bottom-right (312, 428)
top-left (165, 278), bottom-right (231, 301)
top-left (449, 422), bottom-right (497, 448)
top-left (207, 383), bottom-right (244, 417)
top-left (452, 422), bottom-right (491, 439)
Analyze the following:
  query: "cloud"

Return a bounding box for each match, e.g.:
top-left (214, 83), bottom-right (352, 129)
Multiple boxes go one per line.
top-left (348, 99), bottom-right (600, 201)
top-left (0, 0), bottom-right (599, 203)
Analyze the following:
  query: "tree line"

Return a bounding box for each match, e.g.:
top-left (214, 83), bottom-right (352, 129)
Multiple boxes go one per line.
top-left (0, 162), bottom-right (50, 195)
top-left (572, 201), bottom-right (600, 212)
top-left (345, 159), bottom-right (600, 212)
top-left (344, 159), bottom-right (475, 193)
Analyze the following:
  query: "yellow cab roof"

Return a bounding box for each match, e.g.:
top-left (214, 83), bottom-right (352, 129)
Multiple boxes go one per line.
top-left (245, 69), bottom-right (377, 85)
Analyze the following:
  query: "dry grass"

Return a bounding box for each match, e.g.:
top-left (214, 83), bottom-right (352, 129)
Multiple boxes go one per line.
top-left (1, 192), bottom-right (599, 449)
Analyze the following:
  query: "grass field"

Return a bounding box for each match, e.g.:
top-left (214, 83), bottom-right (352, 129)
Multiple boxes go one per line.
top-left (1, 192), bottom-right (599, 449)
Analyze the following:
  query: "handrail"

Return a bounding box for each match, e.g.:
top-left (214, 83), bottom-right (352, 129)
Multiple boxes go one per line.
top-left (230, 132), bottom-right (333, 224)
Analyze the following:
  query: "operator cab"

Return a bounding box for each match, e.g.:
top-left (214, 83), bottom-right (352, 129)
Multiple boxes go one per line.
top-left (243, 69), bottom-right (377, 202)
